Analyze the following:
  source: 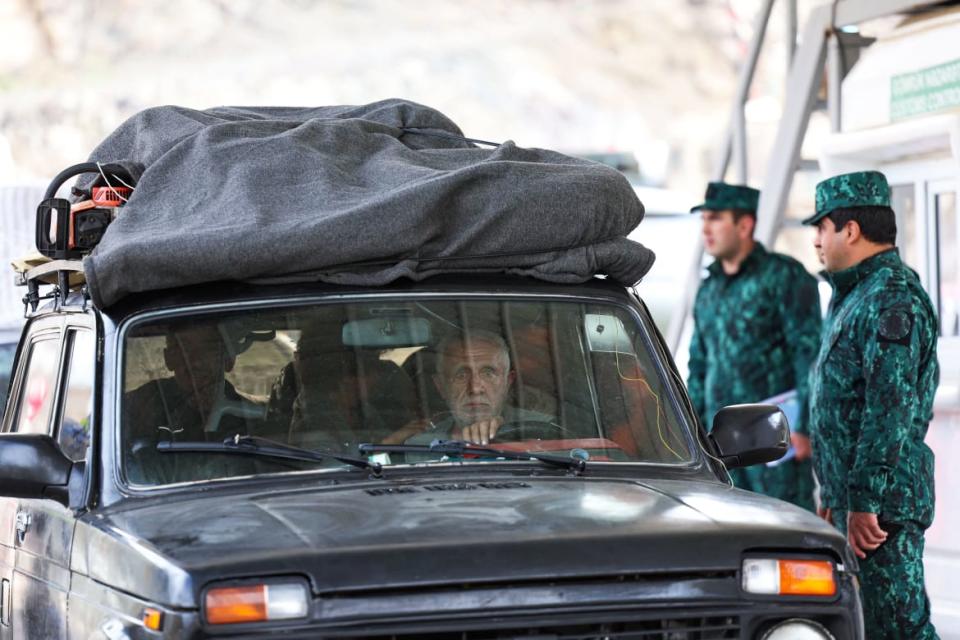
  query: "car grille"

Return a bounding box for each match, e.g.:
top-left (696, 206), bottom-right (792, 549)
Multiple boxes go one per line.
top-left (340, 614), bottom-right (741, 639)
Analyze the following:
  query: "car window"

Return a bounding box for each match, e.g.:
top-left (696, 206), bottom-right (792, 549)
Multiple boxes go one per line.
top-left (0, 341), bottom-right (18, 413)
top-left (57, 330), bottom-right (95, 461)
top-left (121, 299), bottom-right (695, 487)
top-left (14, 336), bottom-right (61, 435)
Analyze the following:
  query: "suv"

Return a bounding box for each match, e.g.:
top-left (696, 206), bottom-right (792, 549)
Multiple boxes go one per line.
top-left (0, 267), bottom-right (862, 639)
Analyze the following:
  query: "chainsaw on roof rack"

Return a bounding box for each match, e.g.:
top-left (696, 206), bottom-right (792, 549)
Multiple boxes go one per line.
top-left (35, 162), bottom-right (141, 260)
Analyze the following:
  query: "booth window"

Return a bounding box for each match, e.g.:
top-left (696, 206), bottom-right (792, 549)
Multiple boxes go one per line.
top-left (935, 191), bottom-right (959, 338)
top-left (890, 184), bottom-right (920, 273)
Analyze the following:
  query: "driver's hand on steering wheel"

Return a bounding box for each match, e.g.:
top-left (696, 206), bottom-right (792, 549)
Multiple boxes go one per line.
top-left (453, 416), bottom-right (503, 445)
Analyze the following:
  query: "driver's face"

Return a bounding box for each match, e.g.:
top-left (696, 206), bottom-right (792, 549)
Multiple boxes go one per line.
top-left (435, 339), bottom-right (514, 426)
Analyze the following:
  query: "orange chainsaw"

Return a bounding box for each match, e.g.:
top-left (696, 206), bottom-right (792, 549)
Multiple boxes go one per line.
top-left (35, 162), bottom-right (139, 260)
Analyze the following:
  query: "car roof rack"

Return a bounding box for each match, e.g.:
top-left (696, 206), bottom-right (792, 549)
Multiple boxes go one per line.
top-left (12, 252), bottom-right (87, 315)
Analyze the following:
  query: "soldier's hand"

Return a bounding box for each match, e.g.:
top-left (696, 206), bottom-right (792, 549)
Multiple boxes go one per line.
top-left (847, 511), bottom-right (888, 559)
top-left (455, 417), bottom-right (503, 445)
top-left (817, 506), bottom-right (832, 525)
top-left (791, 433), bottom-right (812, 461)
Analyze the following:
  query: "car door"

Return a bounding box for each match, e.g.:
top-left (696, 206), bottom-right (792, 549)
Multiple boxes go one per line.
top-left (18, 319), bottom-right (96, 640)
top-left (0, 313), bottom-right (97, 639)
top-left (18, 321), bottom-right (97, 640)
top-left (0, 316), bottom-right (63, 639)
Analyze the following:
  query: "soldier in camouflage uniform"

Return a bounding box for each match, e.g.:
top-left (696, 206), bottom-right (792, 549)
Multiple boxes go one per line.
top-left (687, 182), bottom-right (821, 510)
top-left (804, 170), bottom-right (939, 639)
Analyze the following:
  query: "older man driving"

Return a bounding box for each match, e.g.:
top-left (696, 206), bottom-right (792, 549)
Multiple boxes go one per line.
top-left (385, 330), bottom-right (553, 446)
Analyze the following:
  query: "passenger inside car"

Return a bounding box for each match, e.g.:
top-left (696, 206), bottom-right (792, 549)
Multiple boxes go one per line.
top-left (265, 323), bottom-right (417, 452)
top-left (123, 323), bottom-right (268, 483)
top-left (124, 324), bottom-right (245, 443)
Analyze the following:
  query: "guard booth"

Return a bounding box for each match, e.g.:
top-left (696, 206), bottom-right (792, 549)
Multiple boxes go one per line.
top-left (818, 8), bottom-right (960, 633)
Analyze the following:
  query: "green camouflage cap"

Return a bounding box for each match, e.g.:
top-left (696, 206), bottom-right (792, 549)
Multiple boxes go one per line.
top-left (690, 182), bottom-right (760, 213)
top-left (802, 170), bottom-right (891, 225)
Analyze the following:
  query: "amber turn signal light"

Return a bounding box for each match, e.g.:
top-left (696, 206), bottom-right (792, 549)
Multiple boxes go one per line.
top-left (205, 582), bottom-right (309, 625)
top-left (742, 558), bottom-right (837, 596)
top-left (778, 559), bottom-right (837, 596)
top-left (141, 607), bottom-right (163, 631)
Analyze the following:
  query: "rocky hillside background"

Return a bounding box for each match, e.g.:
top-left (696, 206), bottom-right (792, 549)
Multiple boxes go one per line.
top-left (0, 0), bottom-right (822, 194)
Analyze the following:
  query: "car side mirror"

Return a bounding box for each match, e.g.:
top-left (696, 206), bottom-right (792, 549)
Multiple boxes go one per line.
top-left (708, 404), bottom-right (789, 469)
top-left (0, 434), bottom-right (77, 507)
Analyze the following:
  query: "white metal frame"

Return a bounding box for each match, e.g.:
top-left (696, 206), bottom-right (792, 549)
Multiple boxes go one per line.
top-left (927, 177), bottom-right (960, 339)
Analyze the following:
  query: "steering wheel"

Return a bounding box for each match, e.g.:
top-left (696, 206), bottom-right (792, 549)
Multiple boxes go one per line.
top-left (128, 434), bottom-right (182, 485)
top-left (203, 395), bottom-right (267, 434)
top-left (490, 419), bottom-right (571, 442)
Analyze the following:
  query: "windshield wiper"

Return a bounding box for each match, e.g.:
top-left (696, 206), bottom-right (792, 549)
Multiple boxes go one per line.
top-left (157, 435), bottom-right (383, 477)
top-left (358, 439), bottom-right (586, 473)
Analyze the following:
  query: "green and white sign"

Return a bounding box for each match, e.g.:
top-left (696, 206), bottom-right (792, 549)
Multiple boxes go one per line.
top-left (891, 58), bottom-right (960, 121)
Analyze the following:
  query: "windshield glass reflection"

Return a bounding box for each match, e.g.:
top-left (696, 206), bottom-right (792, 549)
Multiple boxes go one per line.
top-left (121, 299), bottom-right (694, 486)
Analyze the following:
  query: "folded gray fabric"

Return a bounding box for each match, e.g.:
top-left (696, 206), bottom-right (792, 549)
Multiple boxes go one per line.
top-left (81, 99), bottom-right (654, 308)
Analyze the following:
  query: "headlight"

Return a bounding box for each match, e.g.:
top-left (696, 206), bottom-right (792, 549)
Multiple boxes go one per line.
top-left (761, 618), bottom-right (836, 639)
top-left (204, 581), bottom-right (309, 625)
top-left (742, 558), bottom-right (836, 596)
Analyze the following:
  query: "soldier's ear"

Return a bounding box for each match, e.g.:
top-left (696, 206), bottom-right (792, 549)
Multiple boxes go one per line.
top-left (844, 219), bottom-right (862, 244)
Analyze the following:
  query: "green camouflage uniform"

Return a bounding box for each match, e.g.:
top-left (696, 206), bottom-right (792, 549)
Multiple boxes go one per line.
top-left (805, 171), bottom-right (939, 640)
top-left (688, 241), bottom-right (821, 509)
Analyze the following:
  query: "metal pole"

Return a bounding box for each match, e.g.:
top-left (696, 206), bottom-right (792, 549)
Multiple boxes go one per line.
top-left (786, 0), bottom-right (798, 70)
top-left (712, 0), bottom-right (776, 182)
top-left (735, 104), bottom-right (748, 184)
top-left (827, 32), bottom-right (843, 132)
top-left (755, 6), bottom-right (831, 245)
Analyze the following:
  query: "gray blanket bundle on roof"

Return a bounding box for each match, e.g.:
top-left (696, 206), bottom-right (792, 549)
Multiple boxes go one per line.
top-left (81, 99), bottom-right (654, 308)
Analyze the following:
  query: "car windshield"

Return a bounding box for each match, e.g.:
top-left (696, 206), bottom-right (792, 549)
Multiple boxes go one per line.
top-left (121, 298), bottom-right (695, 486)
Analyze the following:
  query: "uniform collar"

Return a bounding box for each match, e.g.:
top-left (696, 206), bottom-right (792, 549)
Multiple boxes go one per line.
top-left (707, 241), bottom-right (767, 278)
top-left (824, 247), bottom-right (900, 297)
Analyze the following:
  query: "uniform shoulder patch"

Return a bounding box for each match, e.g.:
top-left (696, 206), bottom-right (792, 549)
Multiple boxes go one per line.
top-left (877, 307), bottom-right (913, 344)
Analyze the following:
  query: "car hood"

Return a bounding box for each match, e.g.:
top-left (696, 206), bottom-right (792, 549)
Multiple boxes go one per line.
top-left (78, 474), bottom-right (851, 607)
